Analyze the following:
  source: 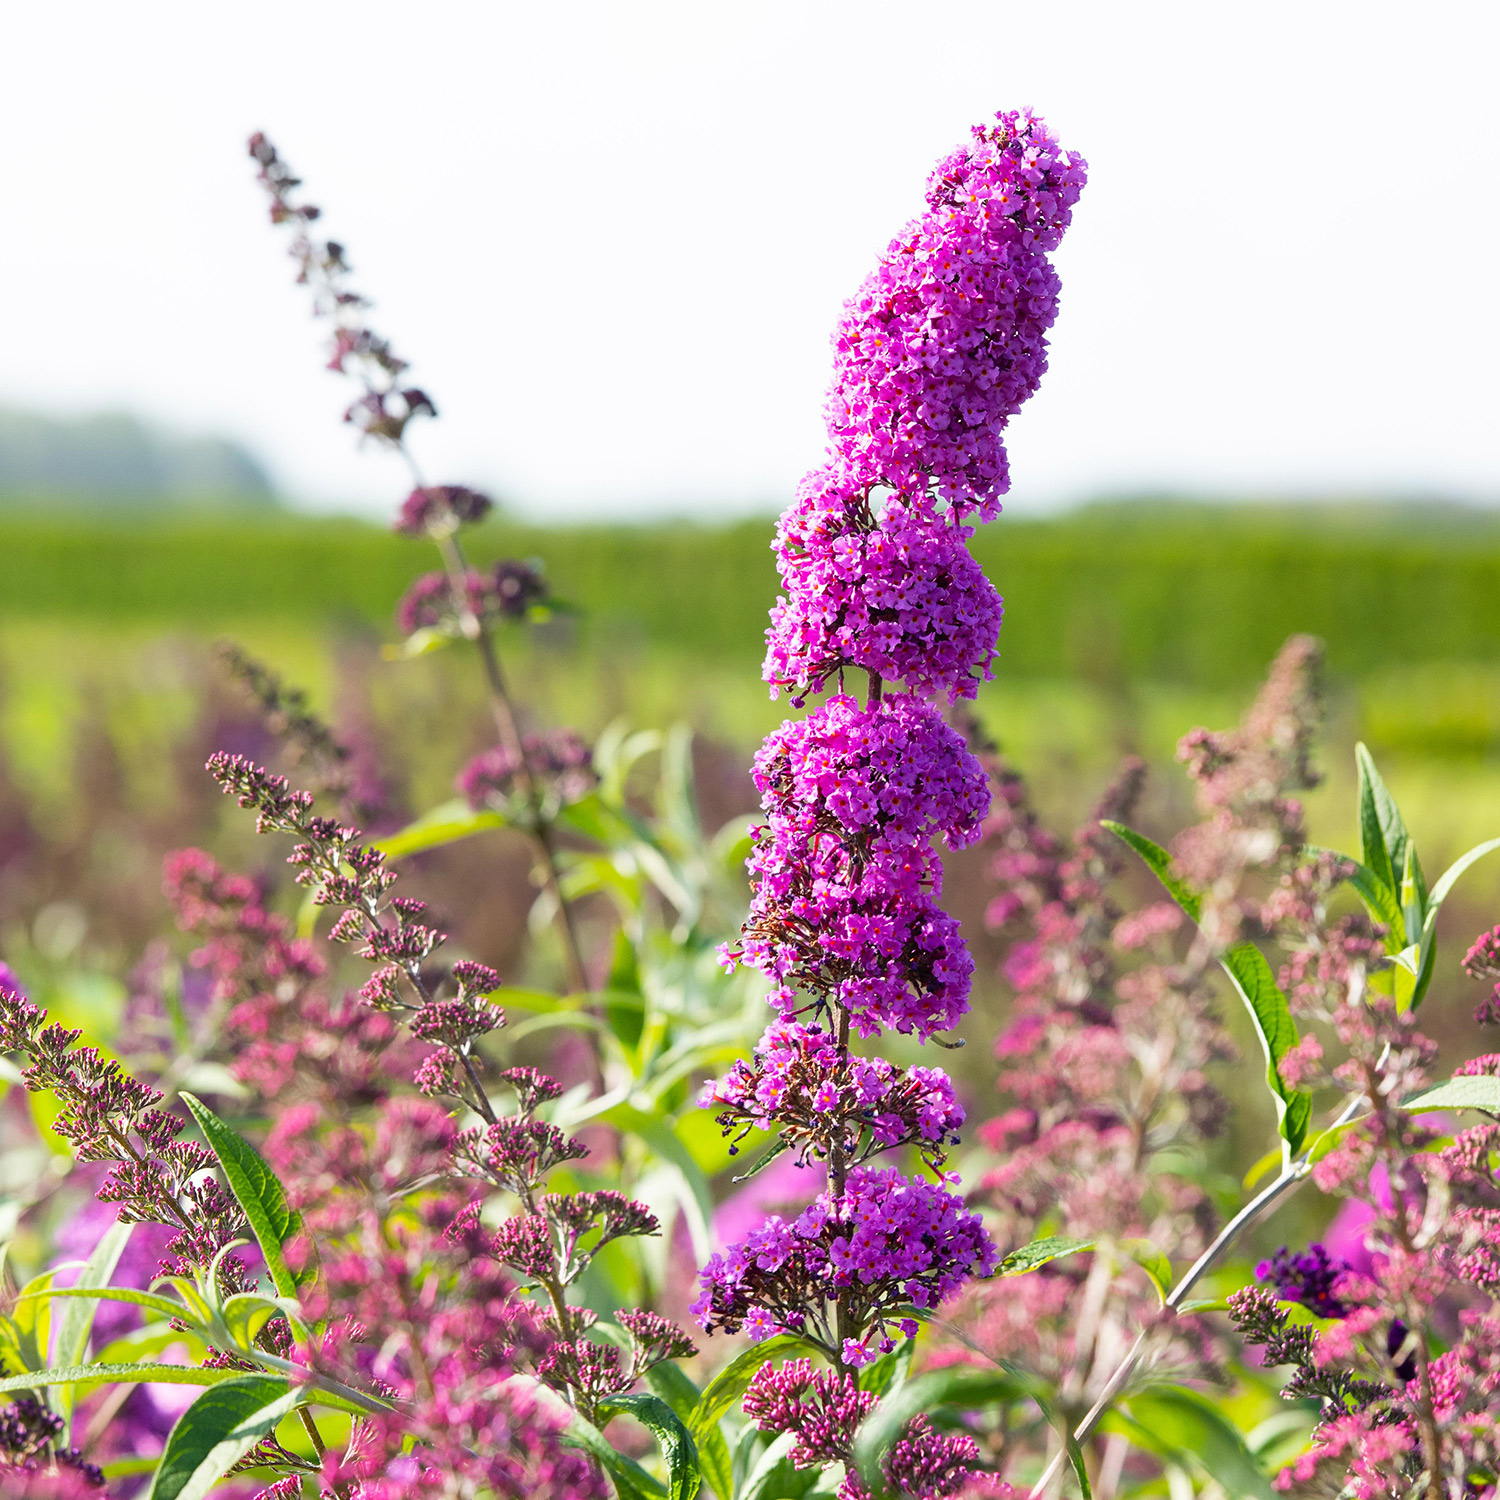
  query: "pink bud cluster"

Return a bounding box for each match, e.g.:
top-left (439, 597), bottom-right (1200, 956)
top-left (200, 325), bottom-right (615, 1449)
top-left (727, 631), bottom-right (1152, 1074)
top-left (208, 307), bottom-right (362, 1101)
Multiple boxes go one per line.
top-left (704, 112), bottom-right (1081, 1394)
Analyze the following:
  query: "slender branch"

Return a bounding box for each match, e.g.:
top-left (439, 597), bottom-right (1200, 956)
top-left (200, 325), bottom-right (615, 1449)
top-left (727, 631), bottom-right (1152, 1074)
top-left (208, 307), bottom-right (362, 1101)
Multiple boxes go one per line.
top-left (430, 525), bottom-right (592, 1001)
top-left (1027, 1035), bottom-right (1389, 1495)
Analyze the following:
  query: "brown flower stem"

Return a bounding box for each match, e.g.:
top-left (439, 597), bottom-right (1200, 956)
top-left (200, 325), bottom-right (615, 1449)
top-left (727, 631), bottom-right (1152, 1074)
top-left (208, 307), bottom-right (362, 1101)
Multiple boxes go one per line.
top-left (430, 526), bottom-right (592, 1002)
top-left (297, 1408), bottom-right (328, 1459)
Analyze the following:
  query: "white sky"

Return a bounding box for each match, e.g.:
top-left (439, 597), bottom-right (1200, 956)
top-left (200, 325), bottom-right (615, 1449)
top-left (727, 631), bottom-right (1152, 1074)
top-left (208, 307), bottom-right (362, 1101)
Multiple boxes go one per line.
top-left (4, 0), bottom-right (1498, 521)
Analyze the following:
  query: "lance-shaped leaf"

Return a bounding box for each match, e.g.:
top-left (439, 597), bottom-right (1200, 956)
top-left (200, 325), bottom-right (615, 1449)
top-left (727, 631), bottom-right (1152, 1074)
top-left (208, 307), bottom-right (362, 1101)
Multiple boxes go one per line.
top-left (689, 1334), bottom-right (805, 1440)
top-left (1356, 743), bottom-right (1423, 915)
top-left (645, 1364), bottom-right (732, 1500)
top-left (148, 1374), bottom-right (303, 1500)
top-left (181, 1093), bottom-right (307, 1300)
top-left (1220, 942), bottom-right (1312, 1155)
top-left (375, 798), bottom-right (507, 860)
top-left (50, 1219), bottom-right (134, 1418)
top-left (1401, 1074), bottom-right (1500, 1115)
top-left (1103, 822), bottom-right (1310, 1155)
top-left (0, 1362), bottom-right (241, 1395)
top-left (1109, 1385), bottom-right (1274, 1499)
top-left (995, 1235), bottom-right (1096, 1277)
top-left (599, 1392), bottom-right (702, 1500)
top-left (1100, 821), bottom-right (1201, 920)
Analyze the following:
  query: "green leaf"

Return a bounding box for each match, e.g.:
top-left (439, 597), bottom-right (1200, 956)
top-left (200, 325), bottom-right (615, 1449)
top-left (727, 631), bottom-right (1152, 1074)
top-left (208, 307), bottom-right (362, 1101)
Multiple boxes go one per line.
top-left (737, 1431), bottom-right (801, 1500)
top-left (1307, 847), bottom-right (1405, 945)
top-left (1120, 1239), bottom-right (1172, 1306)
top-left (606, 929), bottom-right (646, 1050)
top-left (852, 1368), bottom-right (1028, 1499)
top-left (148, 1374), bottom-right (303, 1500)
top-left (643, 1359), bottom-right (701, 1422)
top-left (1356, 743), bottom-right (1412, 916)
top-left (51, 1219), bottom-right (134, 1417)
top-left (1105, 825), bottom-right (1310, 1152)
top-left (1427, 836), bottom-right (1500, 917)
top-left (25, 1285), bottom-right (190, 1324)
top-left (690, 1335), bottom-right (804, 1438)
top-left (604, 1103), bottom-right (715, 1266)
top-left (1099, 821), bottom-right (1200, 921)
top-left (996, 1235), bottom-right (1095, 1277)
top-left (558, 1406), bottom-right (667, 1499)
top-left (857, 1337), bottom-right (915, 1398)
top-left (1115, 1385), bottom-right (1274, 1499)
top-left (374, 798), bottom-right (508, 860)
top-left (0, 1270), bottom-right (57, 1376)
top-left (598, 1392), bottom-right (702, 1500)
top-left (381, 624), bottom-right (456, 660)
top-left (1219, 942), bottom-right (1311, 1155)
top-left (181, 1093), bottom-right (307, 1301)
top-left (643, 1363), bottom-right (731, 1500)
top-left (1401, 1074), bottom-right (1500, 1115)
top-left (0, 1362), bottom-right (241, 1395)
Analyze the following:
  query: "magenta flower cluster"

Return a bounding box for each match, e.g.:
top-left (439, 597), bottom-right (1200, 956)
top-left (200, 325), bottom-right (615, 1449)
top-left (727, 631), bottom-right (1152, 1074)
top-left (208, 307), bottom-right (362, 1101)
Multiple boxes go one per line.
top-left (702, 112), bottom-right (1083, 1404)
top-left (735, 692), bottom-right (988, 1039)
top-left (826, 110), bottom-right (1086, 513)
top-left (702, 1017), bottom-right (965, 1172)
top-left (763, 110), bottom-right (1087, 707)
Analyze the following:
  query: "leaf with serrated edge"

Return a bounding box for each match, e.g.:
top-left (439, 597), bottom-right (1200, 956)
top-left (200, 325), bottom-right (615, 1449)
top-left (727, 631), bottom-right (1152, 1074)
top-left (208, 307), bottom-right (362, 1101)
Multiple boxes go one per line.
top-left (996, 1235), bottom-right (1095, 1276)
top-left (600, 1392), bottom-right (702, 1500)
top-left (0, 1363), bottom-right (239, 1394)
top-left (148, 1375), bottom-right (302, 1500)
top-left (181, 1093), bottom-right (306, 1301)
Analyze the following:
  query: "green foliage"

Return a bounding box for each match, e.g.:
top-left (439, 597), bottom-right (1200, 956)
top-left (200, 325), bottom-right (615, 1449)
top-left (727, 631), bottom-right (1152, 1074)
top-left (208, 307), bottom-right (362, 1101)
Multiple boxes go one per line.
top-left (995, 1234), bottom-right (1096, 1276)
top-left (147, 1374), bottom-right (305, 1500)
top-left (1102, 821), bottom-right (1311, 1154)
top-left (1108, 1385), bottom-right (1274, 1499)
top-left (1326, 743), bottom-right (1500, 1011)
top-left (11, 504), bottom-right (1500, 692)
top-left (599, 1393), bottom-right (703, 1500)
top-left (181, 1091), bottom-right (309, 1300)
top-left (1401, 1074), bottom-right (1500, 1114)
top-left (49, 1218), bottom-right (133, 1417)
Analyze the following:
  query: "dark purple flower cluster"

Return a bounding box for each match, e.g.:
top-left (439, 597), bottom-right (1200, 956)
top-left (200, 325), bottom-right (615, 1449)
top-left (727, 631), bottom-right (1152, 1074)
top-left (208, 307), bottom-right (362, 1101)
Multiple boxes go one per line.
top-left (397, 560), bottom-right (549, 636)
top-left (457, 729), bottom-right (598, 822)
top-left (1256, 1243), bottom-right (1353, 1320)
top-left (0, 1393), bottom-right (103, 1492)
top-left (393, 483), bottom-right (494, 538)
top-left (692, 1165), bottom-right (996, 1365)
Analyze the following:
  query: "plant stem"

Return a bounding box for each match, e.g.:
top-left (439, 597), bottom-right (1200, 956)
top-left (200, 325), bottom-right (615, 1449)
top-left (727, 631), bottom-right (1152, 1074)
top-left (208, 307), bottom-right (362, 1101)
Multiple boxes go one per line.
top-left (430, 527), bottom-right (592, 1001)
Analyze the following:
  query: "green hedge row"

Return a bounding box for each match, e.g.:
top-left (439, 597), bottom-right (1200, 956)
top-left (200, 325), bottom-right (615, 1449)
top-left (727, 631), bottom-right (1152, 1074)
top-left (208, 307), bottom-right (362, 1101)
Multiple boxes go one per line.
top-left (3, 501), bottom-right (1499, 687)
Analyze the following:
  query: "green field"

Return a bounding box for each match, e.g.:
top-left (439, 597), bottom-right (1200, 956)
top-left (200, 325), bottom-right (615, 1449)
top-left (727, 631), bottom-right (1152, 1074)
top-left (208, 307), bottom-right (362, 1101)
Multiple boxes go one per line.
top-left (5, 498), bottom-right (1500, 946)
